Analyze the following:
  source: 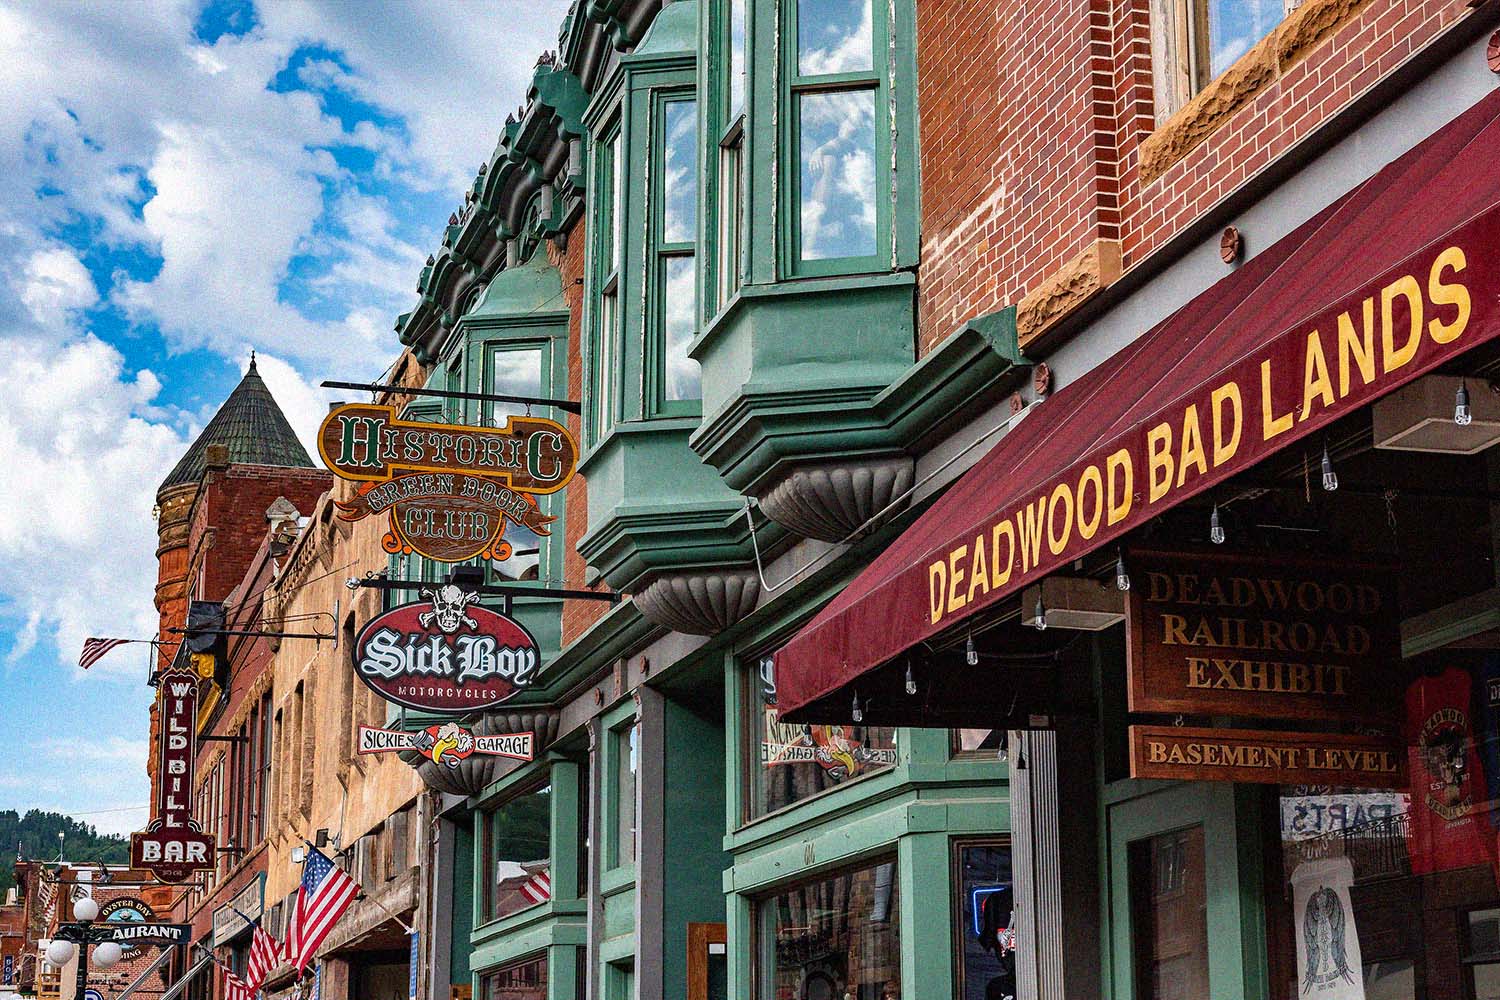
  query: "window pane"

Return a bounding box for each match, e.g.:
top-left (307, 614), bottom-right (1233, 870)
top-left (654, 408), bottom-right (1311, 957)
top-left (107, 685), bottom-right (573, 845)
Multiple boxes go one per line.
top-left (1129, 826), bottom-right (1208, 1000)
top-left (486, 346), bottom-right (543, 427)
top-left (1207, 0), bottom-right (1283, 78)
top-left (728, 0), bottom-right (746, 118)
top-left (615, 724), bottom-right (638, 865)
top-left (488, 783), bottom-right (552, 921)
top-left (492, 507), bottom-right (542, 581)
top-left (798, 89), bottom-right (876, 261)
top-left (752, 656), bottom-right (896, 817)
top-left (955, 842), bottom-right (1014, 1000)
top-left (600, 135), bottom-right (617, 273)
top-left (595, 291), bottom-right (617, 439)
top-left (663, 255), bottom-right (699, 401)
top-left (482, 955), bottom-right (547, 1000)
top-left (717, 140), bottom-right (743, 306)
top-left (611, 133), bottom-right (623, 271)
top-left (797, 0), bottom-right (873, 76)
top-left (662, 100), bottom-right (697, 244)
top-left (757, 860), bottom-right (899, 1000)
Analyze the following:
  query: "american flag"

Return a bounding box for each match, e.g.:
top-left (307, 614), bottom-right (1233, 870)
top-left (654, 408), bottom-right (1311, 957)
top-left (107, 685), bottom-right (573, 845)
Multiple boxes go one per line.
top-left (223, 971), bottom-right (255, 1000)
top-left (285, 847), bottom-right (359, 974)
top-left (519, 869), bottom-right (551, 905)
top-left (78, 637), bottom-right (131, 669)
top-left (243, 922), bottom-right (283, 989)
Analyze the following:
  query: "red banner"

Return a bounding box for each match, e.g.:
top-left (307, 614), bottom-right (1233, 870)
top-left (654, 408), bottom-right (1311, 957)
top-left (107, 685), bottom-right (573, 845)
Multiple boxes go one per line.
top-left (1403, 668), bottom-right (1495, 876)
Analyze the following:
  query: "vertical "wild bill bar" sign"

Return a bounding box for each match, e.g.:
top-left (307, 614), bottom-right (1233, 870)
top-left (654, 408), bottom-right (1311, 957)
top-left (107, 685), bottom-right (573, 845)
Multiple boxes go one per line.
top-left (131, 662), bottom-right (216, 883)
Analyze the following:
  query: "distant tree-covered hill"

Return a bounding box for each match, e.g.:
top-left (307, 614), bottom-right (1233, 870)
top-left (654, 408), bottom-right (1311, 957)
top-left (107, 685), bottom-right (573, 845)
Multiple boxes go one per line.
top-left (0, 809), bottom-right (130, 894)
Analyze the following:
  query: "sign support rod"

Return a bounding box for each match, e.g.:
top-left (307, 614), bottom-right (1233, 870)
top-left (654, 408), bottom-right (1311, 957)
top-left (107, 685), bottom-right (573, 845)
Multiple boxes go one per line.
top-left (354, 578), bottom-right (621, 603)
top-left (320, 380), bottom-right (582, 414)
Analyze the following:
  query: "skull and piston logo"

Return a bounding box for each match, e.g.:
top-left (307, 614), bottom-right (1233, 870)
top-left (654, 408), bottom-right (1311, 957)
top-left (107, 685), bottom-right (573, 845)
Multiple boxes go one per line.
top-left (353, 588), bottom-right (540, 712)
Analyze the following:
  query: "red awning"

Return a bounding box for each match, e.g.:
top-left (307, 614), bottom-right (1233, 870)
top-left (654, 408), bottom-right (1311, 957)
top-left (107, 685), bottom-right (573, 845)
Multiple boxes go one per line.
top-left (776, 87), bottom-right (1500, 722)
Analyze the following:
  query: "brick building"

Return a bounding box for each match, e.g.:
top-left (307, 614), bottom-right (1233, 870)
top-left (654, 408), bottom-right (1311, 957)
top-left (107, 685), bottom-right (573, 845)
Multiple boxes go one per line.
top-left (132, 0), bottom-right (1500, 999)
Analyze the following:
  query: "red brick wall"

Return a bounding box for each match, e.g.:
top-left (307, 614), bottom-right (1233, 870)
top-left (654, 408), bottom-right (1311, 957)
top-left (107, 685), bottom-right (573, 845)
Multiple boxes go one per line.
top-left (187, 466), bottom-right (330, 606)
top-left (551, 230), bottom-right (615, 645)
top-left (915, 0), bottom-right (1473, 353)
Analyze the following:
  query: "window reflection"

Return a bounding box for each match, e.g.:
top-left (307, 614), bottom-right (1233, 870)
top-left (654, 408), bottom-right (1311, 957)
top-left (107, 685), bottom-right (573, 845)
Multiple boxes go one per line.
top-left (486, 346), bottom-right (543, 427)
top-left (487, 783), bottom-right (552, 922)
top-left (798, 89), bottom-right (876, 261)
top-left (797, 0), bottom-right (873, 76)
top-left (757, 860), bottom-right (900, 1000)
top-left (1208, 0), bottom-right (1283, 78)
top-left (729, 0), bottom-right (746, 118)
top-left (482, 955), bottom-right (547, 1000)
top-left (615, 724), bottom-right (638, 866)
top-left (662, 256), bottom-right (699, 401)
top-left (662, 100), bottom-right (697, 244)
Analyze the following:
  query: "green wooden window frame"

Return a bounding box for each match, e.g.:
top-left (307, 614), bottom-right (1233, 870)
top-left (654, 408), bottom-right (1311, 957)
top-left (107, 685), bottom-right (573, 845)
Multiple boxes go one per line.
top-left (587, 119), bottom-right (623, 447)
top-left (701, 0), bottom-right (749, 324)
top-left (480, 338), bottom-right (553, 583)
top-left (780, 0), bottom-right (890, 278)
top-left (603, 716), bottom-right (639, 873)
top-left (646, 89), bottom-right (701, 416)
top-left (479, 778), bottom-right (554, 925)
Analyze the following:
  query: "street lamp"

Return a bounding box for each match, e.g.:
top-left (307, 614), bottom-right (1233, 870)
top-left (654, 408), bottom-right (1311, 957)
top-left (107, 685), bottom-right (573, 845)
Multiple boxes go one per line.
top-left (50, 897), bottom-right (123, 1000)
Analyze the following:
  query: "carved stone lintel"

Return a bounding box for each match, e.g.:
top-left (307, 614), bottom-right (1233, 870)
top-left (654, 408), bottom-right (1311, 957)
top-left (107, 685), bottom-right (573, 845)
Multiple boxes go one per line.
top-left (756, 456), bottom-right (915, 543)
top-left (633, 569), bottom-right (761, 636)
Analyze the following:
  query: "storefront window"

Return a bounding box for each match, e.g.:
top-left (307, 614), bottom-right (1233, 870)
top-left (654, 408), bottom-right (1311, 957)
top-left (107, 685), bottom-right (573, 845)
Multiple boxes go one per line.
top-left (1129, 825), bottom-right (1209, 1000)
top-left (952, 729), bottom-right (1004, 759)
top-left (614, 723), bottom-right (638, 867)
top-left (482, 954), bottom-right (547, 1000)
top-left (749, 656), bottom-right (897, 820)
top-left (756, 859), bottom-right (900, 1000)
top-left (485, 782), bottom-right (552, 922)
top-left (1468, 908), bottom-right (1500, 998)
top-left (954, 840), bottom-right (1014, 1000)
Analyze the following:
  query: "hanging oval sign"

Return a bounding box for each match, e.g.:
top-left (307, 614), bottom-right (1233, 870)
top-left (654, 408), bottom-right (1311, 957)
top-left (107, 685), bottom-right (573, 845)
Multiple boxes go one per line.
top-left (354, 588), bottom-right (539, 712)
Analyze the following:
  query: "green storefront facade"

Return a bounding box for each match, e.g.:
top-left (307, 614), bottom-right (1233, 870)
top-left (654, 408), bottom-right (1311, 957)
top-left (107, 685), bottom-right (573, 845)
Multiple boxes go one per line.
top-left (389, 2), bottom-right (1017, 999)
top-left (372, 1), bottom-right (1500, 998)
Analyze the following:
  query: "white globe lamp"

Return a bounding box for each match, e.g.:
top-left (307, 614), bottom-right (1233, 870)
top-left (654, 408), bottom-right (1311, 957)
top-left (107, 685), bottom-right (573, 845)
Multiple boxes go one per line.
top-left (72, 898), bottom-right (99, 923)
top-left (45, 940), bottom-right (75, 967)
top-left (91, 942), bottom-right (123, 971)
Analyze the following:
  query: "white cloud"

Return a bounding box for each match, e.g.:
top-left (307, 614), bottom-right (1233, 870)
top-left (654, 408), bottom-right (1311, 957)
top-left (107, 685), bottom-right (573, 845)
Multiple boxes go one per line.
top-left (0, 335), bottom-right (187, 675)
top-left (18, 247), bottom-right (98, 325)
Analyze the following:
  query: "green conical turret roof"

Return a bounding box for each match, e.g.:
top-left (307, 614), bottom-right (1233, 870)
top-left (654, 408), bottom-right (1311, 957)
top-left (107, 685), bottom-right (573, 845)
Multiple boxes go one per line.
top-left (157, 354), bottom-right (314, 496)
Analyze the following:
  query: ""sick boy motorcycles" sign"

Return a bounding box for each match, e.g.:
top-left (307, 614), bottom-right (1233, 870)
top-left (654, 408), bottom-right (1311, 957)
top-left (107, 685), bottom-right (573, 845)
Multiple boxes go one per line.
top-left (355, 588), bottom-right (539, 712)
top-left (358, 723), bottom-right (535, 767)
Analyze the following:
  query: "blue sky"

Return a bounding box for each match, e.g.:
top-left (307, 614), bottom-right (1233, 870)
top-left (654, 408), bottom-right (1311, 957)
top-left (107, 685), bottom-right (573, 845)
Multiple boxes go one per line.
top-left (0, 0), bottom-right (570, 835)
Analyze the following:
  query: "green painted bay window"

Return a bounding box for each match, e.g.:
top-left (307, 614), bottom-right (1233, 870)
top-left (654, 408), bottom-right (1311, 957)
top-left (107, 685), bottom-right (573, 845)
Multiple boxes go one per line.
top-left (588, 123), bottom-right (622, 446)
top-left (702, 0), bottom-right (915, 287)
top-left (702, 0), bottom-right (748, 320)
top-left (651, 92), bottom-right (701, 412)
top-left (483, 340), bottom-right (548, 581)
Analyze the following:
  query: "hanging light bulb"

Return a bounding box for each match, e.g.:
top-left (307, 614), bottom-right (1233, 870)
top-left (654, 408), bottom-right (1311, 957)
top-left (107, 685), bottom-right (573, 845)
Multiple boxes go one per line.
top-left (1115, 547), bottom-right (1130, 591)
top-left (1033, 589), bottom-right (1047, 631)
top-left (1210, 504), bottom-right (1225, 545)
top-left (1320, 442), bottom-right (1338, 492)
top-left (851, 692), bottom-right (863, 723)
top-left (965, 634), bottom-right (979, 666)
top-left (1456, 380), bottom-right (1472, 426)
top-left (904, 661), bottom-right (917, 696)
